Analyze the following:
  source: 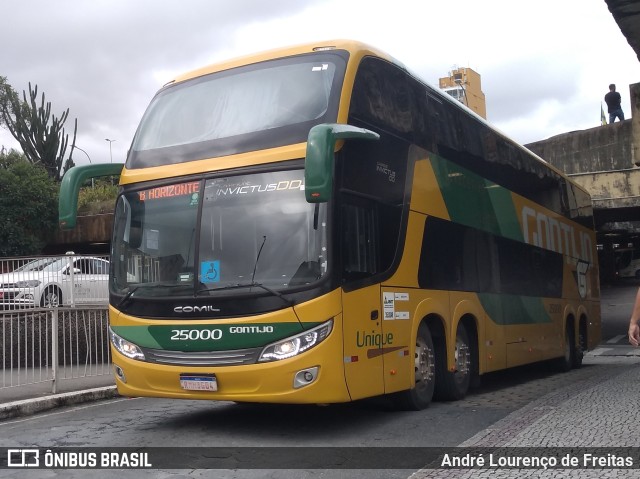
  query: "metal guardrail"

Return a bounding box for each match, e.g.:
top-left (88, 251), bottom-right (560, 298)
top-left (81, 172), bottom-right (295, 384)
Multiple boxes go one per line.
top-left (1, 255), bottom-right (112, 394)
top-left (1, 307), bottom-right (112, 394)
top-left (0, 253), bottom-right (110, 311)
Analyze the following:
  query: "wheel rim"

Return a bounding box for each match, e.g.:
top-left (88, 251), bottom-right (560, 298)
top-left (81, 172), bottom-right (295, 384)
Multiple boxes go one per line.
top-left (44, 290), bottom-right (59, 307)
top-left (454, 334), bottom-right (470, 384)
top-left (415, 336), bottom-right (434, 387)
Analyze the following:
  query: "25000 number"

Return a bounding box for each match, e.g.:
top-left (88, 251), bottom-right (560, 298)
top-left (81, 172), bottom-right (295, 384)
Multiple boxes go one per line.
top-left (170, 329), bottom-right (223, 341)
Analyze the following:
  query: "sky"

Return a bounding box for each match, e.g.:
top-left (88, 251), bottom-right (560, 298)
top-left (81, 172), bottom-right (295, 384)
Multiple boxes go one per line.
top-left (1, 0), bottom-right (639, 167)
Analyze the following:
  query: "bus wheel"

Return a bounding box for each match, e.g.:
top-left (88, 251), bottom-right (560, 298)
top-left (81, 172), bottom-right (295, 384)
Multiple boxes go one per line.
top-left (555, 324), bottom-right (575, 372)
top-left (572, 323), bottom-right (586, 369)
top-left (392, 323), bottom-right (435, 410)
top-left (435, 323), bottom-right (472, 401)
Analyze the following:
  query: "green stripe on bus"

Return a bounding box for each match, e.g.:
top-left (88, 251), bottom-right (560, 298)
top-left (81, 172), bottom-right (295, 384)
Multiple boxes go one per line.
top-left (111, 322), bottom-right (319, 352)
top-left (478, 293), bottom-right (552, 325)
top-left (429, 155), bottom-right (523, 242)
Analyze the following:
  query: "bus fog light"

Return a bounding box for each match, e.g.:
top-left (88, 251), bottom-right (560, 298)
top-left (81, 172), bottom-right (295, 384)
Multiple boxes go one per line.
top-left (114, 365), bottom-right (127, 383)
top-left (294, 367), bottom-right (319, 389)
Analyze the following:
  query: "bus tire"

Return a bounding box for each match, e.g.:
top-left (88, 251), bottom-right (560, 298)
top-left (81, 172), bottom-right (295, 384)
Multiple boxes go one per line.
top-left (555, 323), bottom-right (575, 372)
top-left (435, 322), bottom-right (472, 401)
top-left (392, 323), bottom-right (435, 410)
top-left (572, 322), bottom-right (586, 369)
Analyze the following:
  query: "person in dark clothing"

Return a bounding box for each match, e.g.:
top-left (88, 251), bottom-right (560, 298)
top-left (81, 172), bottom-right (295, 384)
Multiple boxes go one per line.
top-left (604, 84), bottom-right (625, 123)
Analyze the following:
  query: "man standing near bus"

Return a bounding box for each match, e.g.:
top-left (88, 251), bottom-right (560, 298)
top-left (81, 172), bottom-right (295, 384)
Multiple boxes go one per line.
top-left (604, 84), bottom-right (625, 123)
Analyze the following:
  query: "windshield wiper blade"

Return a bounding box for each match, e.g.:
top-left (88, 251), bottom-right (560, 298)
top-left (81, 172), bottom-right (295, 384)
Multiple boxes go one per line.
top-left (197, 282), bottom-right (294, 307)
top-left (118, 286), bottom-right (138, 308)
top-left (118, 283), bottom-right (192, 308)
top-left (251, 282), bottom-right (295, 307)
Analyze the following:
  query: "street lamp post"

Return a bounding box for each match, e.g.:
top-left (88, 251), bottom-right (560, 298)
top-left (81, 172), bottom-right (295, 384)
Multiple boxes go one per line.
top-left (71, 145), bottom-right (92, 164)
top-left (105, 138), bottom-right (116, 163)
top-left (71, 145), bottom-right (94, 187)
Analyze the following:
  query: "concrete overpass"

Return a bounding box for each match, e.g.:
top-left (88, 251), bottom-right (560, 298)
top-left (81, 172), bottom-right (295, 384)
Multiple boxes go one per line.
top-left (524, 1), bottom-right (640, 281)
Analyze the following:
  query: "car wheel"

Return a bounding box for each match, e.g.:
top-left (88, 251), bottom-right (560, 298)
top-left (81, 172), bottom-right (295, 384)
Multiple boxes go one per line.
top-left (41, 286), bottom-right (62, 308)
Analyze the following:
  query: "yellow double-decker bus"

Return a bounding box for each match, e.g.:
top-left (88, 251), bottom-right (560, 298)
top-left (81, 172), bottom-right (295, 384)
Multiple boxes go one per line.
top-left (59, 40), bottom-right (600, 410)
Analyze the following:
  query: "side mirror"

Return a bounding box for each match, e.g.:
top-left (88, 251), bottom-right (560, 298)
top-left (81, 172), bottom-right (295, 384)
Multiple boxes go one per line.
top-left (304, 123), bottom-right (379, 203)
top-left (59, 163), bottom-right (124, 229)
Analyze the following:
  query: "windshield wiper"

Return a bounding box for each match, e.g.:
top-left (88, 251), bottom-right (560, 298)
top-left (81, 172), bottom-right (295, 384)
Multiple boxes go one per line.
top-left (117, 283), bottom-right (192, 308)
top-left (196, 282), bottom-right (294, 307)
top-left (118, 286), bottom-right (138, 308)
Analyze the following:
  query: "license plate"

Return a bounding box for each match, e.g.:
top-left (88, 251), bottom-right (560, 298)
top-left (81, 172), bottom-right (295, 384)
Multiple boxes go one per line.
top-left (180, 374), bottom-right (217, 391)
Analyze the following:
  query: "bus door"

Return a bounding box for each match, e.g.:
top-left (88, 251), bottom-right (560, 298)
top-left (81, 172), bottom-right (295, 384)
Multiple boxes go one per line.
top-left (339, 200), bottom-right (386, 400)
top-left (342, 284), bottom-right (385, 400)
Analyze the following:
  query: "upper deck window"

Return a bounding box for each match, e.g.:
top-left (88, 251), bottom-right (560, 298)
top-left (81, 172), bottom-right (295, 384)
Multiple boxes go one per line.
top-left (128, 51), bottom-right (348, 169)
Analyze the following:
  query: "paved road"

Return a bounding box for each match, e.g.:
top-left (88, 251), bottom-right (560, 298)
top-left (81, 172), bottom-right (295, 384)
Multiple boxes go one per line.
top-left (2, 351), bottom-right (638, 479)
top-left (1, 281), bottom-right (639, 478)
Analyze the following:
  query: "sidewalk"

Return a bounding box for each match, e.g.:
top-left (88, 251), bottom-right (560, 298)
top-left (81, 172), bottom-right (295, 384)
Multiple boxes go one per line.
top-left (411, 349), bottom-right (640, 478)
top-left (0, 372), bottom-right (117, 420)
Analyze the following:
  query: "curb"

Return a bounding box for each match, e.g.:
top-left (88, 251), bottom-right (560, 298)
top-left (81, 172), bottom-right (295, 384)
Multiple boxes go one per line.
top-left (0, 386), bottom-right (119, 420)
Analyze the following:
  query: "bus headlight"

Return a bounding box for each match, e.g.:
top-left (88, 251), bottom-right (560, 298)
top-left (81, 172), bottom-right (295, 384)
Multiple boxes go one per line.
top-left (258, 319), bottom-right (333, 362)
top-left (109, 328), bottom-right (145, 361)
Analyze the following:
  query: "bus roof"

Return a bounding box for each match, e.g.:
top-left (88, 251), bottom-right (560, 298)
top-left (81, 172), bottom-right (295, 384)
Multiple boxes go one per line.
top-left (162, 39), bottom-right (588, 198)
top-left (169, 39), bottom-right (402, 84)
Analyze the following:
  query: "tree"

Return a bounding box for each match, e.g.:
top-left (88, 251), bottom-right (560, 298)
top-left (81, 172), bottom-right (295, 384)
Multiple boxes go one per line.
top-left (0, 150), bottom-right (58, 256)
top-left (0, 81), bottom-right (76, 181)
top-left (0, 76), bottom-right (18, 131)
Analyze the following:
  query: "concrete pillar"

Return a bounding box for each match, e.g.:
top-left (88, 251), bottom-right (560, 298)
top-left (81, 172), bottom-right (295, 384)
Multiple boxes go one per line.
top-left (631, 82), bottom-right (640, 166)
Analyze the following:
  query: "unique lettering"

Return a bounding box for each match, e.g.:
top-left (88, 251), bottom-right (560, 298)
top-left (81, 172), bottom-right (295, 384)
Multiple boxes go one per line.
top-left (356, 330), bottom-right (394, 348)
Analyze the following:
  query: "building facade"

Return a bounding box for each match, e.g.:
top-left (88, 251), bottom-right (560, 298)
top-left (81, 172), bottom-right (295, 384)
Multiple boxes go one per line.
top-left (439, 67), bottom-right (487, 119)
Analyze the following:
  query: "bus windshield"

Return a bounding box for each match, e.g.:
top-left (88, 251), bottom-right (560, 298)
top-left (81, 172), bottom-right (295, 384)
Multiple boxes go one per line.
top-left (127, 52), bottom-right (347, 169)
top-left (111, 170), bottom-right (328, 298)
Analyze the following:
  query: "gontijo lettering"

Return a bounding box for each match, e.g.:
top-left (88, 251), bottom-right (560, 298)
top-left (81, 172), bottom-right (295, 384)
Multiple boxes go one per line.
top-left (521, 206), bottom-right (593, 263)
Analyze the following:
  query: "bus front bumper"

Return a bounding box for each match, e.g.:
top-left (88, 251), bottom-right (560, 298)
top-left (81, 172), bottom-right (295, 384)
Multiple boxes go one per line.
top-left (110, 345), bottom-right (350, 404)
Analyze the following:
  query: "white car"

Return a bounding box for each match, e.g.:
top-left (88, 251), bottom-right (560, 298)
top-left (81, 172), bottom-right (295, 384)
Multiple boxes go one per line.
top-left (0, 256), bottom-right (109, 308)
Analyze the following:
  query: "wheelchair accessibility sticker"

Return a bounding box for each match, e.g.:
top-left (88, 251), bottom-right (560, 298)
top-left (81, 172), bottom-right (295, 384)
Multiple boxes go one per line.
top-left (200, 260), bottom-right (220, 284)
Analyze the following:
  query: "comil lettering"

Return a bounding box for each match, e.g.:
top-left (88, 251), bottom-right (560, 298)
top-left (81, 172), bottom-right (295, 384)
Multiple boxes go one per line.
top-left (521, 206), bottom-right (593, 263)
